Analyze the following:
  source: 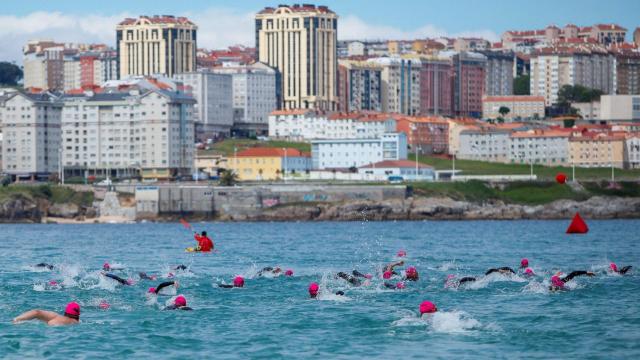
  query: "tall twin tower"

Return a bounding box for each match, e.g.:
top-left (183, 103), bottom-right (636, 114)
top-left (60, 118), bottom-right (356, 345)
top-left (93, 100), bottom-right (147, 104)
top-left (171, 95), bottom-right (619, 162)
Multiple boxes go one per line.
top-left (116, 5), bottom-right (338, 111)
top-left (255, 4), bottom-right (338, 111)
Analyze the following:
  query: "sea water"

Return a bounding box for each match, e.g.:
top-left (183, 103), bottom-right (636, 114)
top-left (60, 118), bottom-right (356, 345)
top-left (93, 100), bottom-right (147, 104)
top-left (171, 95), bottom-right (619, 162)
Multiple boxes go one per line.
top-left (0, 220), bottom-right (639, 359)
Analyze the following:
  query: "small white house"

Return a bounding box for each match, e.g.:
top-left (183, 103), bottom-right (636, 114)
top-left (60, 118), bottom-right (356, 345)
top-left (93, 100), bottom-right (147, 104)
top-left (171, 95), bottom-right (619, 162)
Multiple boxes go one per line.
top-left (358, 160), bottom-right (435, 181)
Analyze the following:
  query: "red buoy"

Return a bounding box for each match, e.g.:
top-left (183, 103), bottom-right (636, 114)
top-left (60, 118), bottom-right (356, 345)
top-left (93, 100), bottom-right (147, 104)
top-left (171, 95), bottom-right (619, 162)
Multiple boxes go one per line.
top-left (566, 212), bottom-right (589, 234)
top-left (555, 173), bottom-right (567, 184)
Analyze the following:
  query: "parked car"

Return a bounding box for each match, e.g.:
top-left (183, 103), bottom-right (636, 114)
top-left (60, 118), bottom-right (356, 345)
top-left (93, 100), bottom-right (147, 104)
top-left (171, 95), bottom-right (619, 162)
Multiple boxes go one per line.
top-left (96, 179), bottom-right (113, 187)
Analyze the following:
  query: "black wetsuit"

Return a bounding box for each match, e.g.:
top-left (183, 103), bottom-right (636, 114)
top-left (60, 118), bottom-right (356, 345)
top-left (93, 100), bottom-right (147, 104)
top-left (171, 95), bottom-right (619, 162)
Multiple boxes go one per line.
top-left (383, 282), bottom-right (401, 289)
top-left (335, 291), bottom-right (345, 296)
top-left (218, 284), bottom-right (235, 288)
top-left (485, 267), bottom-right (516, 276)
top-left (164, 305), bottom-right (193, 311)
top-left (337, 272), bottom-right (362, 286)
top-left (154, 281), bottom-right (176, 294)
top-left (352, 270), bottom-right (368, 278)
top-left (257, 267), bottom-right (281, 276)
top-left (35, 263), bottom-right (54, 270)
top-left (173, 265), bottom-right (188, 271)
top-left (617, 266), bottom-right (633, 275)
top-left (104, 273), bottom-right (130, 285)
top-left (561, 271), bottom-right (592, 283)
top-left (458, 276), bottom-right (477, 285)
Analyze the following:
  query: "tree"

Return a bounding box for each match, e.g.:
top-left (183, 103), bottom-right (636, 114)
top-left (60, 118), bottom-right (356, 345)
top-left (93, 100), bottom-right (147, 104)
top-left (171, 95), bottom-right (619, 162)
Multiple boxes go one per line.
top-left (498, 106), bottom-right (510, 118)
top-left (557, 84), bottom-right (603, 104)
top-left (0, 62), bottom-right (23, 86)
top-left (513, 75), bottom-right (530, 95)
top-left (219, 169), bottom-right (239, 186)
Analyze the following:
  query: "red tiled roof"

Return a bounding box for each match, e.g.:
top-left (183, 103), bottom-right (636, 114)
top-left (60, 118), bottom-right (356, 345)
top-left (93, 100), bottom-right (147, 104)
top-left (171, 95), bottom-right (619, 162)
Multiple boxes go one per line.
top-left (359, 160), bottom-right (434, 169)
top-left (258, 4), bottom-right (335, 15)
top-left (594, 24), bottom-right (627, 31)
top-left (270, 109), bottom-right (311, 116)
top-left (235, 147), bottom-right (310, 158)
top-left (511, 129), bottom-right (570, 138)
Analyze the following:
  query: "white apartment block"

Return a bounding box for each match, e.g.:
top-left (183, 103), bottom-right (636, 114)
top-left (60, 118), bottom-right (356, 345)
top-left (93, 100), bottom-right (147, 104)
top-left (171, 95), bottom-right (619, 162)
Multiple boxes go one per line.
top-left (269, 110), bottom-right (396, 141)
top-left (311, 133), bottom-right (407, 169)
top-left (174, 70), bottom-right (233, 138)
top-left (0, 92), bottom-right (62, 179)
top-left (368, 57), bottom-right (421, 115)
top-left (482, 96), bottom-right (546, 120)
top-left (509, 129), bottom-right (570, 166)
top-left (213, 63), bottom-right (277, 136)
top-left (60, 88), bottom-right (195, 179)
top-left (625, 134), bottom-right (640, 168)
top-left (600, 95), bottom-right (640, 121)
top-left (63, 55), bottom-right (81, 91)
top-left (458, 127), bottom-right (512, 163)
top-left (530, 49), bottom-right (616, 106)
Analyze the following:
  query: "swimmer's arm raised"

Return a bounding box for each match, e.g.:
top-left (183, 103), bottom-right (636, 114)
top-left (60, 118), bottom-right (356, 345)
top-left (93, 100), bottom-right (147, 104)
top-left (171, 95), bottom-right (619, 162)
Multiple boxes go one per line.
top-left (13, 310), bottom-right (58, 323)
top-left (155, 281), bottom-right (176, 294)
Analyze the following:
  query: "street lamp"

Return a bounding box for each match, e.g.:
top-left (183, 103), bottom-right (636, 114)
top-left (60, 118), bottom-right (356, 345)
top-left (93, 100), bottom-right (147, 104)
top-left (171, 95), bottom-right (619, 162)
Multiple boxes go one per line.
top-left (282, 147), bottom-right (287, 183)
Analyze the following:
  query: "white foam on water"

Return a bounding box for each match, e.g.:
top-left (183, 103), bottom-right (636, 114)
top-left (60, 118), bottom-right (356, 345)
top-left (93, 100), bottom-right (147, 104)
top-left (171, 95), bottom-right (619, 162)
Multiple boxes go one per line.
top-left (437, 260), bottom-right (459, 272)
top-left (465, 272), bottom-right (527, 290)
top-left (522, 280), bottom-right (549, 294)
top-left (22, 265), bottom-right (52, 272)
top-left (428, 310), bottom-right (482, 333)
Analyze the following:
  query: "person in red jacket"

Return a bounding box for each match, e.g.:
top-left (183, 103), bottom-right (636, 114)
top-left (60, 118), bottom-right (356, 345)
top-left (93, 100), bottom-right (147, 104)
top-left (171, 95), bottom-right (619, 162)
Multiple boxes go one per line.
top-left (194, 231), bottom-right (213, 252)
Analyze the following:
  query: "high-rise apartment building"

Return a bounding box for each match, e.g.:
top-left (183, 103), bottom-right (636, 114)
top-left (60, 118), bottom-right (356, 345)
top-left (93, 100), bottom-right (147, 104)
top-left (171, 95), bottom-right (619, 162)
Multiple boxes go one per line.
top-left (615, 50), bottom-right (640, 95)
top-left (23, 40), bottom-right (65, 91)
top-left (530, 46), bottom-right (616, 105)
top-left (419, 57), bottom-right (453, 116)
top-left (337, 60), bottom-right (383, 113)
top-left (116, 15), bottom-right (197, 78)
top-left (174, 70), bottom-right (234, 139)
top-left (449, 51), bottom-right (487, 118)
top-left (368, 57), bottom-right (421, 115)
top-left (479, 50), bottom-right (514, 96)
top-left (0, 92), bottom-right (62, 179)
top-left (255, 4), bottom-right (338, 111)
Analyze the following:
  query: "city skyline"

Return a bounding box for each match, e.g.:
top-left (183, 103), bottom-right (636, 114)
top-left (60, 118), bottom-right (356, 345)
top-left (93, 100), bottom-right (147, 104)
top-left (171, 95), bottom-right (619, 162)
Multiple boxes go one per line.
top-left (1, 0), bottom-right (639, 62)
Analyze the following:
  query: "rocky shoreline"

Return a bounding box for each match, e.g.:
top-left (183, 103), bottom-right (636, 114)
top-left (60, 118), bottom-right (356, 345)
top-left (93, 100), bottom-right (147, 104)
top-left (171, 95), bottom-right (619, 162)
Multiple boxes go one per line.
top-left (2, 192), bottom-right (640, 223)
top-left (219, 195), bottom-right (640, 222)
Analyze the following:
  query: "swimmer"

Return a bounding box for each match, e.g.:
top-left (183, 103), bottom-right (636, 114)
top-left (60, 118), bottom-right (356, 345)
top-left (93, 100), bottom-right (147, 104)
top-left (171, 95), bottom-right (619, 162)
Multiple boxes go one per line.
top-left (164, 295), bottom-right (193, 311)
top-left (285, 269), bottom-right (294, 276)
top-left (13, 302), bottom-right (80, 326)
top-left (257, 267), bottom-right (282, 277)
top-left (102, 272), bottom-right (133, 286)
top-left (219, 276), bottom-right (244, 288)
top-left (383, 282), bottom-right (406, 290)
top-left (523, 268), bottom-right (535, 276)
top-left (152, 281), bottom-right (179, 294)
top-left (520, 258), bottom-right (529, 269)
top-left (351, 270), bottom-right (372, 279)
top-left (445, 275), bottom-right (477, 288)
top-left (173, 265), bottom-right (189, 271)
top-left (337, 272), bottom-right (362, 286)
top-left (384, 260), bottom-right (404, 275)
top-left (419, 301), bottom-right (438, 317)
top-left (485, 267), bottom-right (516, 276)
top-left (193, 231), bottom-right (214, 252)
top-left (309, 282), bottom-right (319, 299)
top-left (404, 266), bottom-right (419, 281)
top-left (549, 271), bottom-right (596, 291)
top-left (609, 263), bottom-right (632, 275)
top-left (35, 263), bottom-right (54, 270)
top-left (138, 272), bottom-right (157, 281)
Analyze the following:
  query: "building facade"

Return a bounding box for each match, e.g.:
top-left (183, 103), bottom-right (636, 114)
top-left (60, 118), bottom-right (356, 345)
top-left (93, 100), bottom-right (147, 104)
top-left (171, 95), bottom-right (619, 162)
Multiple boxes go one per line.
top-left (450, 51), bottom-right (486, 118)
top-left (625, 133), bottom-right (640, 168)
top-left (311, 133), bottom-right (407, 169)
top-left (230, 147), bottom-right (311, 181)
top-left (358, 160), bottom-right (435, 181)
top-left (0, 92), bottom-right (62, 179)
top-left (615, 50), bottom-right (640, 95)
top-left (479, 50), bottom-right (514, 96)
top-left (569, 132), bottom-right (625, 168)
top-left (117, 15), bottom-right (197, 78)
top-left (174, 70), bottom-right (234, 139)
top-left (509, 129), bottom-right (570, 166)
top-left (368, 57), bottom-right (421, 115)
top-left (60, 88), bottom-right (195, 180)
top-left (482, 96), bottom-right (545, 120)
top-left (268, 110), bottom-right (395, 141)
top-left (212, 62), bottom-right (277, 136)
top-left (600, 95), bottom-right (640, 121)
top-left (419, 58), bottom-right (454, 116)
top-left (255, 4), bottom-right (338, 111)
top-left (337, 60), bottom-right (383, 113)
top-left (458, 126), bottom-right (511, 163)
top-left (395, 116), bottom-right (449, 155)
top-left (23, 41), bottom-right (65, 91)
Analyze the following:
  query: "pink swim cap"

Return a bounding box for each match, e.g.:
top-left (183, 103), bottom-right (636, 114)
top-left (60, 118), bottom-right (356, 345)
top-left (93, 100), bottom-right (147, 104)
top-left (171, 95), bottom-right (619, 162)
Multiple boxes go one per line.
top-left (233, 276), bottom-right (245, 287)
top-left (174, 295), bottom-right (187, 307)
top-left (99, 301), bottom-right (110, 310)
top-left (383, 271), bottom-right (392, 279)
top-left (309, 282), bottom-right (319, 297)
top-left (419, 301), bottom-right (437, 314)
top-left (397, 250), bottom-right (407, 257)
top-left (49, 280), bottom-right (58, 286)
top-left (168, 272), bottom-right (175, 278)
top-left (521, 258), bottom-right (529, 268)
top-left (148, 287), bottom-right (156, 293)
top-left (551, 275), bottom-right (565, 288)
top-left (364, 273), bottom-right (373, 279)
top-left (103, 262), bottom-right (110, 271)
top-left (285, 269), bottom-right (294, 276)
top-left (524, 268), bottom-right (534, 275)
top-left (610, 263), bottom-right (618, 272)
top-left (396, 282), bottom-right (406, 289)
top-left (405, 267), bottom-right (418, 280)
top-left (126, 279), bottom-right (134, 286)
top-left (65, 302), bottom-right (80, 317)
top-left (446, 274), bottom-right (456, 280)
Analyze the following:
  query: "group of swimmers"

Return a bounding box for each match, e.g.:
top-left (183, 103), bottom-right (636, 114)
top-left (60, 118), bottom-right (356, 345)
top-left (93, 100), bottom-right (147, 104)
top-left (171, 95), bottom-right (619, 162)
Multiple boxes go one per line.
top-left (13, 247), bottom-right (634, 326)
